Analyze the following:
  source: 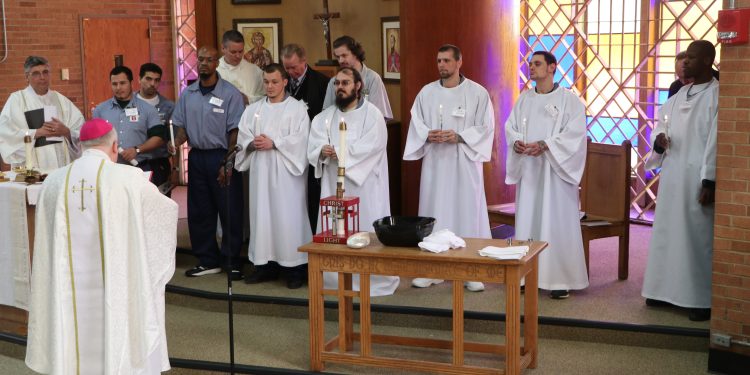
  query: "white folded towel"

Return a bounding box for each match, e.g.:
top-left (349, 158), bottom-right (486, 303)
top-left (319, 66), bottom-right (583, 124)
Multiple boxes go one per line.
top-left (418, 229), bottom-right (466, 253)
top-left (478, 245), bottom-right (530, 260)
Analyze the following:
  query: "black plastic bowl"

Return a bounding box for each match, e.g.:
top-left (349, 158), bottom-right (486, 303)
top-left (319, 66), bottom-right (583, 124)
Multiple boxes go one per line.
top-left (372, 216), bottom-right (436, 247)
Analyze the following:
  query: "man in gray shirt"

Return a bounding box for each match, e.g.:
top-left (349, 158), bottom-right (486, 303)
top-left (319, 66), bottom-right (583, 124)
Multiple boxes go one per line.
top-left (136, 62), bottom-right (174, 192)
top-left (92, 65), bottom-right (167, 186)
top-left (170, 46), bottom-right (246, 280)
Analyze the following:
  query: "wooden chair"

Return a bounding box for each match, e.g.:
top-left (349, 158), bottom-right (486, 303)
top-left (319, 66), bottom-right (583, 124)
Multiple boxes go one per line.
top-left (488, 139), bottom-right (631, 280)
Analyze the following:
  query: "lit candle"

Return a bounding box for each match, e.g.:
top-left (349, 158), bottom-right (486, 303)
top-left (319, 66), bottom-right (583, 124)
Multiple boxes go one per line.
top-left (24, 131), bottom-right (33, 171)
top-left (168, 119), bottom-right (176, 155)
top-left (253, 113), bottom-right (260, 135)
top-left (338, 117), bottom-right (347, 168)
top-left (439, 104), bottom-right (444, 130)
top-left (325, 119), bottom-right (331, 144)
top-left (522, 117), bottom-right (528, 144)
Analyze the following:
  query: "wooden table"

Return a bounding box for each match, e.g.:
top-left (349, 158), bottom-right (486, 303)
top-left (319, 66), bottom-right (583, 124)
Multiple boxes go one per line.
top-left (299, 238), bottom-right (547, 375)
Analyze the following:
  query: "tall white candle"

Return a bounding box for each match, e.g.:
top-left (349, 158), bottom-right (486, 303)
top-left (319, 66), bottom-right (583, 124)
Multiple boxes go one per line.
top-left (522, 117), bottom-right (528, 144)
top-left (663, 114), bottom-right (670, 154)
top-left (325, 119), bottom-right (331, 144)
top-left (338, 117), bottom-right (346, 168)
top-left (253, 113), bottom-right (260, 135)
top-left (439, 104), bottom-right (444, 130)
top-left (168, 119), bottom-right (176, 155)
top-left (24, 132), bottom-right (33, 170)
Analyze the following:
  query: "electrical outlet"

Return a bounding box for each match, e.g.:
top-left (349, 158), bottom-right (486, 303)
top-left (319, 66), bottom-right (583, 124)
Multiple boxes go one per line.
top-left (711, 333), bottom-right (731, 347)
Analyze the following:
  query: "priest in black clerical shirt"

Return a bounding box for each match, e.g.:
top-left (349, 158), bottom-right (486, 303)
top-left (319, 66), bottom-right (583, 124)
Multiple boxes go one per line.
top-left (281, 43), bottom-right (330, 235)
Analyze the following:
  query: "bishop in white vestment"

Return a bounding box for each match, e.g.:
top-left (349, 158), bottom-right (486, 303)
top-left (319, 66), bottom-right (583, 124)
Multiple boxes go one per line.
top-left (0, 57), bottom-right (84, 173)
top-left (25, 119), bottom-right (177, 374)
top-left (308, 68), bottom-right (398, 297)
top-left (642, 41), bottom-right (717, 320)
top-left (505, 52), bottom-right (589, 296)
top-left (403, 45), bottom-right (494, 292)
top-left (235, 65), bottom-right (312, 288)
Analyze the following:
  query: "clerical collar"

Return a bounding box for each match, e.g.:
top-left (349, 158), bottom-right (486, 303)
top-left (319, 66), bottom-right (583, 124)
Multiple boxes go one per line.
top-left (440, 75), bottom-right (466, 87)
top-left (535, 83), bottom-right (559, 95)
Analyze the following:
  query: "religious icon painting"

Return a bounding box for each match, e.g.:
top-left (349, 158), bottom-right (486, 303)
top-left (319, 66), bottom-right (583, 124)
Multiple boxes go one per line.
top-left (381, 17), bottom-right (400, 82)
top-left (233, 18), bottom-right (283, 70)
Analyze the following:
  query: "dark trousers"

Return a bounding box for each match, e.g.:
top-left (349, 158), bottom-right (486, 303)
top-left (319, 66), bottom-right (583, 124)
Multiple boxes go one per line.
top-left (138, 157), bottom-right (171, 188)
top-left (306, 166), bottom-right (322, 234)
top-left (187, 149), bottom-right (243, 269)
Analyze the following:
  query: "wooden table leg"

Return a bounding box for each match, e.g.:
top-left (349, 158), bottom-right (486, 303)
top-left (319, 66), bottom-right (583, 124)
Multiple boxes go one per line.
top-left (308, 256), bottom-right (324, 371)
top-left (359, 273), bottom-right (371, 357)
top-left (337, 273), bottom-right (354, 352)
top-left (452, 280), bottom-right (464, 366)
top-left (505, 267), bottom-right (521, 375)
top-left (524, 258), bottom-right (539, 368)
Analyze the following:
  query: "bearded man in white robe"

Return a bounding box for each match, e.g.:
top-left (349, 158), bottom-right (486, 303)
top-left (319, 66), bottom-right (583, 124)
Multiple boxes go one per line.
top-left (235, 64), bottom-right (312, 290)
top-left (0, 56), bottom-right (84, 173)
top-left (308, 67), bottom-right (399, 297)
top-left (25, 118), bottom-right (177, 374)
top-left (403, 44), bottom-right (494, 293)
top-left (642, 40), bottom-right (718, 322)
top-left (505, 51), bottom-right (589, 299)
top-left (322, 36), bottom-right (393, 121)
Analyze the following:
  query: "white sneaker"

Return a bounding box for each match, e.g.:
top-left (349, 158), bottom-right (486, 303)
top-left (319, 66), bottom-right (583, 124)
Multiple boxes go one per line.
top-left (464, 281), bottom-right (485, 292)
top-left (411, 278), bottom-right (445, 288)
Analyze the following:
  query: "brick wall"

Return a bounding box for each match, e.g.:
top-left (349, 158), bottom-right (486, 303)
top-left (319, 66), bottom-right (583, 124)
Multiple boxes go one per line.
top-left (0, 0), bottom-right (175, 112)
top-left (711, 0), bottom-right (750, 359)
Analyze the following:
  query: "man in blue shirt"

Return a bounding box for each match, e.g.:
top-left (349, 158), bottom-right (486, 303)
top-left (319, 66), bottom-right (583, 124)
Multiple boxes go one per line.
top-left (170, 46), bottom-right (246, 280)
top-left (92, 66), bottom-right (168, 186)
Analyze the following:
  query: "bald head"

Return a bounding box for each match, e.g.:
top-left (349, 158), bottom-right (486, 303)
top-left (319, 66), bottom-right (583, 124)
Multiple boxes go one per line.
top-left (683, 40), bottom-right (716, 83)
top-left (197, 46), bottom-right (220, 81)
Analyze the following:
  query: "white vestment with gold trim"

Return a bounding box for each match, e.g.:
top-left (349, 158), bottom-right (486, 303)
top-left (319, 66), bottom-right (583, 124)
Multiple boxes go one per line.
top-left (25, 149), bottom-right (177, 374)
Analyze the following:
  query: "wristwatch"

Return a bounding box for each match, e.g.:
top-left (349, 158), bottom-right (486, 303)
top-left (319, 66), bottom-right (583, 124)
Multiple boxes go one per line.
top-left (135, 146), bottom-right (141, 154)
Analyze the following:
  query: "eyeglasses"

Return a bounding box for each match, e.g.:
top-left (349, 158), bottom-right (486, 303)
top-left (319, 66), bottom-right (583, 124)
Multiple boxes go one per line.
top-left (197, 57), bottom-right (218, 63)
top-left (29, 70), bottom-right (50, 78)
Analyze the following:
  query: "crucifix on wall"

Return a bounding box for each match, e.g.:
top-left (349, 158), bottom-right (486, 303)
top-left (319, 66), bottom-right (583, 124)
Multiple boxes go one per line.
top-left (313, 0), bottom-right (340, 65)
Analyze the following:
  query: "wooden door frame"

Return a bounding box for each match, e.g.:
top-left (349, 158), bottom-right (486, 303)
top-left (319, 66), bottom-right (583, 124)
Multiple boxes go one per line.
top-left (79, 14), bottom-right (153, 119)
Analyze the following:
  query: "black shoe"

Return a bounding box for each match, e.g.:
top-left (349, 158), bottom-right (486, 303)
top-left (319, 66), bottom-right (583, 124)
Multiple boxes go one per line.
top-left (645, 298), bottom-right (673, 307)
top-left (244, 265), bottom-right (279, 284)
top-left (287, 275), bottom-right (304, 289)
top-left (688, 308), bottom-right (711, 321)
top-left (550, 290), bottom-right (570, 299)
top-left (229, 269), bottom-right (244, 281)
top-left (185, 265), bottom-right (222, 277)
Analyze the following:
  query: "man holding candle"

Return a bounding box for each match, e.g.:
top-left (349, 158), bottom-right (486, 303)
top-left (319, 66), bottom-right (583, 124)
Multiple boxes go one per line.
top-left (92, 66), bottom-right (169, 187)
top-left (281, 43), bottom-right (329, 234)
top-left (403, 44), bottom-right (495, 292)
top-left (642, 40), bottom-right (718, 321)
top-left (136, 62), bottom-right (175, 193)
top-left (234, 64), bottom-right (312, 289)
top-left (322, 36), bottom-right (393, 121)
top-left (169, 46), bottom-right (246, 280)
top-left (0, 56), bottom-right (84, 173)
top-left (504, 51), bottom-right (589, 299)
top-left (308, 67), bottom-right (399, 296)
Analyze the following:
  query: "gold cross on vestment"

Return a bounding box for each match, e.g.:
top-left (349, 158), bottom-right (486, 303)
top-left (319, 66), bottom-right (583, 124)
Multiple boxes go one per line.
top-left (71, 178), bottom-right (95, 211)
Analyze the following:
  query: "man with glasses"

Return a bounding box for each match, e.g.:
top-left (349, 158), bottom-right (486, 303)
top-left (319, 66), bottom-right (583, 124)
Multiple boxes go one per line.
top-left (0, 55), bottom-right (84, 173)
top-left (170, 46), bottom-right (246, 281)
top-left (308, 67), bottom-right (399, 296)
top-left (217, 30), bottom-right (264, 106)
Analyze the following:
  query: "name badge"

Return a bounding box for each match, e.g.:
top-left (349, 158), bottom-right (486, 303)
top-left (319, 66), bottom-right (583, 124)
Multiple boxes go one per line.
top-left (129, 115), bottom-right (139, 122)
top-left (209, 97), bottom-right (224, 107)
top-left (125, 107), bottom-right (139, 117)
top-left (452, 107), bottom-right (466, 118)
top-left (213, 108), bottom-right (225, 114)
